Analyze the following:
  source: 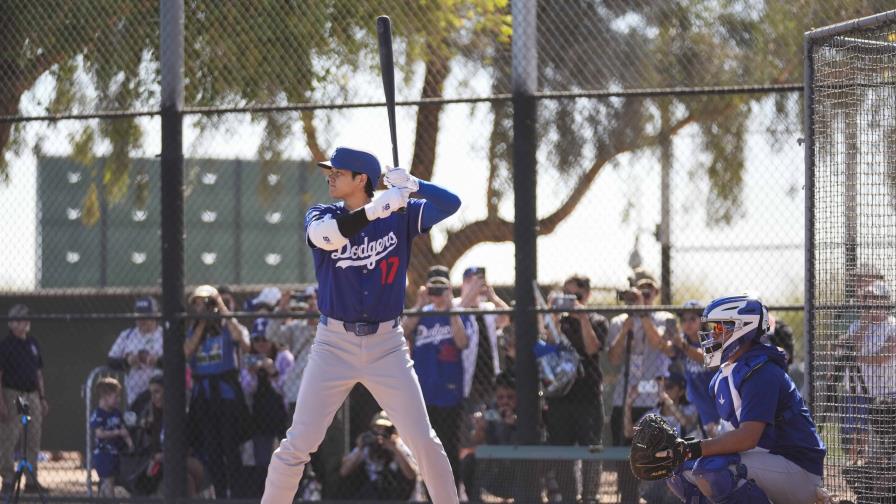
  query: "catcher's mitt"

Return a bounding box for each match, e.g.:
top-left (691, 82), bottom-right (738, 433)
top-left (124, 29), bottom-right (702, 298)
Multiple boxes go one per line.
top-left (629, 414), bottom-right (685, 480)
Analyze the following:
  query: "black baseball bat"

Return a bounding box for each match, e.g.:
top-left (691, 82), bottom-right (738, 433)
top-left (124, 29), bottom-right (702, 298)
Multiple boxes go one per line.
top-left (377, 16), bottom-right (399, 169)
top-left (376, 15), bottom-right (405, 211)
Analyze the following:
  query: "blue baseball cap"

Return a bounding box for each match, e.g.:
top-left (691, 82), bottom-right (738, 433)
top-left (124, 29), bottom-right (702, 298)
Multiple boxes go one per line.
top-left (250, 318), bottom-right (269, 339)
top-left (134, 296), bottom-right (158, 314)
top-left (317, 147), bottom-right (382, 188)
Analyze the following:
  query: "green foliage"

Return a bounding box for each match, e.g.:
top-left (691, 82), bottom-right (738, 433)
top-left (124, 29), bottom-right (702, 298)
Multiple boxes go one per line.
top-left (1, 0), bottom-right (894, 233)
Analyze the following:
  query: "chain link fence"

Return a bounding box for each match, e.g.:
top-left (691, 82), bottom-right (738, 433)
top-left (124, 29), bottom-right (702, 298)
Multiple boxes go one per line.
top-left (2, 1), bottom-right (894, 501)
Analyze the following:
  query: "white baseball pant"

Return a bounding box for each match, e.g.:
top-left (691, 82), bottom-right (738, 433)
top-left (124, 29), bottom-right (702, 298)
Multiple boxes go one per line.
top-left (261, 317), bottom-right (459, 504)
top-left (680, 449), bottom-right (823, 503)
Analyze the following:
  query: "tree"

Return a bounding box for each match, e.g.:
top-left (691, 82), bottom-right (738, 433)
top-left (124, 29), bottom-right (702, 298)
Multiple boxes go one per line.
top-left (2, 0), bottom-right (892, 284)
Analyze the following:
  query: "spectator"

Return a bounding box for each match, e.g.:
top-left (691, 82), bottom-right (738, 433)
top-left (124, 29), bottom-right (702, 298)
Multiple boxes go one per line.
top-left (183, 285), bottom-right (250, 498)
top-left (266, 288), bottom-right (317, 414)
top-left (623, 373), bottom-right (698, 504)
top-left (461, 372), bottom-right (524, 502)
top-left (542, 275), bottom-right (608, 504)
top-left (107, 297), bottom-right (163, 409)
top-left (456, 267), bottom-right (510, 407)
top-left (402, 275), bottom-right (472, 488)
top-left (250, 287), bottom-right (281, 314)
top-left (850, 282), bottom-right (896, 471)
top-left (0, 304), bottom-right (48, 496)
top-left (129, 375), bottom-right (206, 497)
top-left (240, 318), bottom-right (293, 495)
top-left (607, 270), bottom-right (674, 504)
top-left (338, 410), bottom-right (417, 500)
top-left (668, 300), bottom-right (720, 438)
top-left (90, 377), bottom-right (134, 497)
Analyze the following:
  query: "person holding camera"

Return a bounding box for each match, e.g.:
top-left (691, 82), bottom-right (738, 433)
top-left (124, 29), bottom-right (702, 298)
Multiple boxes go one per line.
top-left (183, 285), bottom-right (251, 498)
top-left (542, 275), bottom-right (608, 504)
top-left (338, 410), bottom-right (417, 500)
top-left (403, 275), bottom-right (472, 489)
top-left (107, 297), bottom-right (163, 410)
top-left (240, 318), bottom-right (294, 493)
top-left (607, 271), bottom-right (674, 504)
top-left (0, 304), bottom-right (48, 496)
top-left (456, 267), bottom-right (510, 408)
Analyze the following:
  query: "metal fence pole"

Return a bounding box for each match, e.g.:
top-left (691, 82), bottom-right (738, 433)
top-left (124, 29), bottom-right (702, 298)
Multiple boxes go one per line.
top-left (512, 0), bottom-right (538, 449)
top-left (160, 0), bottom-right (187, 501)
top-left (802, 34), bottom-right (816, 410)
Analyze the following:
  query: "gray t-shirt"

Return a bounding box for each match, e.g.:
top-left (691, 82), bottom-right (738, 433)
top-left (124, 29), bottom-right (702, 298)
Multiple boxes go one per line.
top-left (609, 311), bottom-right (675, 408)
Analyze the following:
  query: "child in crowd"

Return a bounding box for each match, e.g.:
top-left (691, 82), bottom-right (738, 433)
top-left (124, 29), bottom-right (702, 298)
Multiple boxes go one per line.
top-left (90, 377), bottom-right (133, 497)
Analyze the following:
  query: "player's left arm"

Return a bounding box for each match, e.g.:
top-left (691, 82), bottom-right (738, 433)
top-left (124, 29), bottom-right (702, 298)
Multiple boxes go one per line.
top-left (415, 180), bottom-right (461, 230)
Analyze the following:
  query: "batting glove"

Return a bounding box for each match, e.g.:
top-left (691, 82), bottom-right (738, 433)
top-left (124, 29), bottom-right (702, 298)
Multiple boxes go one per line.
top-left (384, 166), bottom-right (420, 194)
top-left (364, 187), bottom-right (408, 220)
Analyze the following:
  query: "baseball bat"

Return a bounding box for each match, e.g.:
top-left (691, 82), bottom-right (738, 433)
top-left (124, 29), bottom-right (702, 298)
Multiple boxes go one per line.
top-left (377, 16), bottom-right (399, 169)
top-left (376, 15), bottom-right (405, 211)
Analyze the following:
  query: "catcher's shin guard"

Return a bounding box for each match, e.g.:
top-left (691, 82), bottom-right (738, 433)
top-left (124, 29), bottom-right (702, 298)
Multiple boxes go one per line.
top-left (667, 472), bottom-right (709, 503)
top-left (690, 455), bottom-right (770, 503)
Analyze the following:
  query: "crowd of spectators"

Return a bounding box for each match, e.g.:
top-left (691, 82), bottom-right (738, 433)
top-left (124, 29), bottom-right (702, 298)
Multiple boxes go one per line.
top-left (5, 263), bottom-right (894, 502)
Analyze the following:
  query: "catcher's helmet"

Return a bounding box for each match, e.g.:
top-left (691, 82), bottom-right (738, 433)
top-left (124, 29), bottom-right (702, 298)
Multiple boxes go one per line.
top-left (698, 295), bottom-right (768, 368)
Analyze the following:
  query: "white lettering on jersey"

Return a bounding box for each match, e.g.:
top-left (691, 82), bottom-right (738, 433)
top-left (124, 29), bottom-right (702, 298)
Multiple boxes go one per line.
top-left (415, 323), bottom-right (454, 347)
top-left (331, 232), bottom-right (398, 269)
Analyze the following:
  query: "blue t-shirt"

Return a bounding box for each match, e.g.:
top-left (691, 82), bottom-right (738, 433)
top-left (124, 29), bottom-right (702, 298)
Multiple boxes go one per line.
top-left (188, 326), bottom-right (240, 400)
top-left (305, 199), bottom-right (427, 323)
top-left (412, 307), bottom-right (471, 407)
top-left (711, 344), bottom-right (826, 476)
top-left (90, 407), bottom-right (126, 455)
top-left (682, 336), bottom-right (721, 427)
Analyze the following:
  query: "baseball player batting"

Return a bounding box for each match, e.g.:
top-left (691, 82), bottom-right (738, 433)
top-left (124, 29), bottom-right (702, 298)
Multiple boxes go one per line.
top-left (261, 147), bottom-right (461, 504)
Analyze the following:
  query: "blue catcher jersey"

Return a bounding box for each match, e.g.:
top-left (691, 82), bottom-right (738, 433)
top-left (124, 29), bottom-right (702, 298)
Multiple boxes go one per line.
top-left (305, 199), bottom-right (427, 323)
top-left (710, 343), bottom-right (826, 476)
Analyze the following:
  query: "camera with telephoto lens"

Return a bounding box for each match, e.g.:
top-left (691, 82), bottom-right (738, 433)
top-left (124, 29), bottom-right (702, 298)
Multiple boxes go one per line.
top-left (552, 293), bottom-right (578, 311)
top-left (15, 396), bottom-right (29, 416)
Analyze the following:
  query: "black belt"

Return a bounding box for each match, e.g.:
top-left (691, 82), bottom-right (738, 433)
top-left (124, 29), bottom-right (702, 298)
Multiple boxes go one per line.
top-left (320, 315), bottom-right (400, 337)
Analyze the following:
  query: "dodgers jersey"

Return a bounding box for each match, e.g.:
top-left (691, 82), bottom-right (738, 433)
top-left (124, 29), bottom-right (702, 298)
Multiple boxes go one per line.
top-left (90, 407), bottom-right (127, 455)
top-left (710, 343), bottom-right (826, 476)
top-left (305, 199), bottom-right (427, 323)
top-left (412, 305), bottom-right (475, 407)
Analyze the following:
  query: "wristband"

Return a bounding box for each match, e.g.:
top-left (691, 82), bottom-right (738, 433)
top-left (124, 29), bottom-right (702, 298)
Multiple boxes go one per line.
top-left (685, 439), bottom-right (702, 460)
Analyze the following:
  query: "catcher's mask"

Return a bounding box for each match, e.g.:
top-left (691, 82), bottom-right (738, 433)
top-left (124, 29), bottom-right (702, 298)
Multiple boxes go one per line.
top-left (698, 295), bottom-right (768, 368)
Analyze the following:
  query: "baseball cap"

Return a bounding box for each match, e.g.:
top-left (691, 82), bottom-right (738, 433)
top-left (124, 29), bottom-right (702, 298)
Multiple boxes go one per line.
top-left (188, 284), bottom-right (219, 304)
top-left (134, 296), bottom-right (158, 314)
top-left (250, 318), bottom-right (269, 339)
top-left (629, 267), bottom-right (658, 288)
top-left (682, 300), bottom-right (703, 312)
top-left (370, 410), bottom-right (394, 429)
top-left (317, 147), bottom-right (382, 188)
top-left (7, 304), bottom-right (29, 319)
top-left (426, 276), bottom-right (450, 287)
top-left (463, 266), bottom-right (485, 278)
top-left (252, 287), bottom-right (282, 310)
top-left (427, 265), bottom-right (450, 280)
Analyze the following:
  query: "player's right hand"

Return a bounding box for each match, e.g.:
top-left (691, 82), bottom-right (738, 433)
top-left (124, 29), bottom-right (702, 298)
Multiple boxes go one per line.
top-left (364, 187), bottom-right (408, 220)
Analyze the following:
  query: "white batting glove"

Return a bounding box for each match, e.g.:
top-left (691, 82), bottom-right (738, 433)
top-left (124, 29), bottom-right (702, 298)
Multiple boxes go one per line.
top-left (383, 166), bottom-right (420, 194)
top-left (364, 187), bottom-right (408, 220)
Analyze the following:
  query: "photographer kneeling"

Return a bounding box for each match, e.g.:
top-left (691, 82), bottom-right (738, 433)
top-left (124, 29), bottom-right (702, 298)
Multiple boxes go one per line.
top-left (183, 285), bottom-right (251, 499)
top-left (338, 411), bottom-right (417, 500)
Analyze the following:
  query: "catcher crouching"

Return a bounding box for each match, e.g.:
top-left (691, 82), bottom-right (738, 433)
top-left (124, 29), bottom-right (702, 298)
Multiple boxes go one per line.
top-left (629, 295), bottom-right (829, 503)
